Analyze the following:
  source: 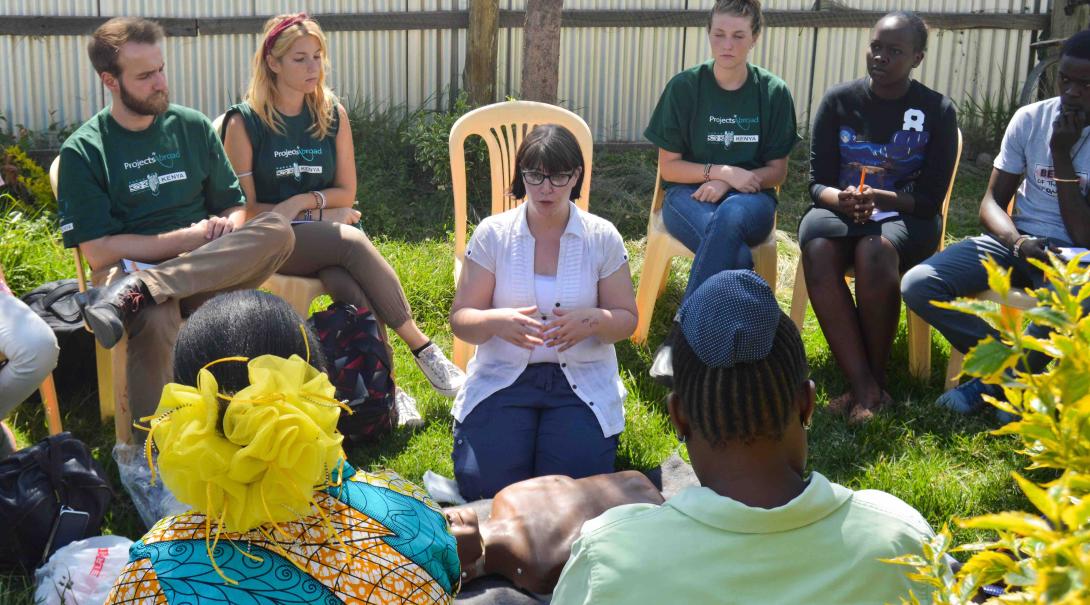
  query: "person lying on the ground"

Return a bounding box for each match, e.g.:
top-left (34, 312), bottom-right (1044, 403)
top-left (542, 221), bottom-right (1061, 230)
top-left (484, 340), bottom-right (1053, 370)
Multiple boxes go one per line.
top-left (551, 270), bottom-right (936, 605)
top-left (902, 29), bottom-right (1090, 418)
top-left (0, 263), bottom-right (59, 459)
top-left (444, 471), bottom-right (663, 595)
top-left (58, 17), bottom-right (294, 441)
top-left (104, 289), bottom-right (460, 604)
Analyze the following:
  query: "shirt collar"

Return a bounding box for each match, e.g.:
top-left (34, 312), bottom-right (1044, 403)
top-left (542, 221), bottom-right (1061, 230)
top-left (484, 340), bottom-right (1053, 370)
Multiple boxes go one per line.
top-left (515, 200), bottom-right (585, 239)
top-left (664, 471), bottom-right (852, 534)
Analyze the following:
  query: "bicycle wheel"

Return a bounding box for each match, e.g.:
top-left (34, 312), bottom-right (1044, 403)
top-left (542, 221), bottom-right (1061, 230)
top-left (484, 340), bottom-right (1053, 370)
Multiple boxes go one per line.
top-left (1020, 56), bottom-right (1059, 107)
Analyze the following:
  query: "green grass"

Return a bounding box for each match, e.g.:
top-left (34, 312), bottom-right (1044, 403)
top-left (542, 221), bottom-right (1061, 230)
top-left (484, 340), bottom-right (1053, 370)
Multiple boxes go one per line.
top-left (0, 138), bottom-right (1025, 598)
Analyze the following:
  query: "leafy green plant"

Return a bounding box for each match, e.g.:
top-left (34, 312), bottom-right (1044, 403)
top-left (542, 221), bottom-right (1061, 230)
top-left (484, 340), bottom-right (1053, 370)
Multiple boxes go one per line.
top-left (402, 90), bottom-right (489, 200)
top-left (957, 92), bottom-right (1019, 158)
top-left (1, 146), bottom-right (55, 214)
top-left (888, 255), bottom-right (1090, 604)
top-left (0, 111), bottom-right (78, 150)
top-left (0, 202), bottom-right (70, 296)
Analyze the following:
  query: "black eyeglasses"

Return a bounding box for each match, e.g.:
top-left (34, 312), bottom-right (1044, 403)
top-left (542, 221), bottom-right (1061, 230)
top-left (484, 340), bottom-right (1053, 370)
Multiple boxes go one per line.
top-left (521, 170), bottom-right (576, 187)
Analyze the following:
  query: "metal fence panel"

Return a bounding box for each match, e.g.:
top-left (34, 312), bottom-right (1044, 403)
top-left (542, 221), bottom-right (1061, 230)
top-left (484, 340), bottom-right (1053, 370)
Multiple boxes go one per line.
top-left (0, 0), bottom-right (1053, 142)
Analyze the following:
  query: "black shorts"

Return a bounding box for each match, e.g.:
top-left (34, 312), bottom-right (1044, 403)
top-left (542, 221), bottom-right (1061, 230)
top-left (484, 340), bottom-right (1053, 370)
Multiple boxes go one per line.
top-left (797, 207), bottom-right (942, 272)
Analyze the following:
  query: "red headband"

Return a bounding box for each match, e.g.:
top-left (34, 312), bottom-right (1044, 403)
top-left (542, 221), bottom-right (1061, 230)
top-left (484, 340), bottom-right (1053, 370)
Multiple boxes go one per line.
top-left (263, 13), bottom-right (308, 58)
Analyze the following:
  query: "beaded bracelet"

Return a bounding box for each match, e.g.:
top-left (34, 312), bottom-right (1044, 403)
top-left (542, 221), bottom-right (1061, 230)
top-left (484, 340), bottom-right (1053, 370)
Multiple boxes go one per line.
top-left (703, 163), bottom-right (713, 182)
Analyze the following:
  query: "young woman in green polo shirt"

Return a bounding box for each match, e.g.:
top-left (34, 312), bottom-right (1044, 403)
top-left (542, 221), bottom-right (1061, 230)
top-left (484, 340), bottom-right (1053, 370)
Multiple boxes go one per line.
top-left (645, 0), bottom-right (799, 302)
top-left (221, 14), bottom-right (465, 403)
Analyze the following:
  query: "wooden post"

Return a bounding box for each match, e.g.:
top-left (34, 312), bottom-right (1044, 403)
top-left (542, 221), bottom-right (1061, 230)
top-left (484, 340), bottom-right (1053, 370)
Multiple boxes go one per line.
top-left (1047, 1), bottom-right (1089, 59)
top-left (520, 0), bottom-right (563, 104)
top-left (466, 0), bottom-right (499, 106)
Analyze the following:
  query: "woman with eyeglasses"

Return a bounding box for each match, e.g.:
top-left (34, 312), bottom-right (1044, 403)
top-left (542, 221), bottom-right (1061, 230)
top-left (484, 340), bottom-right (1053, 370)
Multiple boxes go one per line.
top-left (449, 124), bottom-right (638, 500)
top-left (221, 14), bottom-right (465, 406)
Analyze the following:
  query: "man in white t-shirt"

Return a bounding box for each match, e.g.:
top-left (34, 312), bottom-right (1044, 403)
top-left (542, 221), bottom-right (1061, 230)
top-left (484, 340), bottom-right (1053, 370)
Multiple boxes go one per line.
top-left (902, 29), bottom-right (1090, 415)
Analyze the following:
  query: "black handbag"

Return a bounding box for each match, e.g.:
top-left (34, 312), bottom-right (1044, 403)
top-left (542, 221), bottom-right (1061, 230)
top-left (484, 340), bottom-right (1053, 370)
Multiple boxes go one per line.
top-left (0, 432), bottom-right (112, 572)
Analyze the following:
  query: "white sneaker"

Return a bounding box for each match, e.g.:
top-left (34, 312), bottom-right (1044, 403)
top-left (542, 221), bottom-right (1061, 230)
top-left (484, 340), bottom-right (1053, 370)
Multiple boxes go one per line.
top-left (395, 388), bottom-right (423, 429)
top-left (414, 342), bottom-right (466, 398)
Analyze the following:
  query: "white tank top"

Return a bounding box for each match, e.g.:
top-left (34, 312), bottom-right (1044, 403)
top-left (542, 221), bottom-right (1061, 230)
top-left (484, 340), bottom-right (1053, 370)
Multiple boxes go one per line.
top-left (527, 273), bottom-right (560, 365)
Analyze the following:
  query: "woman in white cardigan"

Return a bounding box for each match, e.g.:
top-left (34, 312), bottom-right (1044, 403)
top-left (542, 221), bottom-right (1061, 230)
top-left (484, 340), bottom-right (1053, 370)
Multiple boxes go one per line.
top-left (449, 124), bottom-right (638, 500)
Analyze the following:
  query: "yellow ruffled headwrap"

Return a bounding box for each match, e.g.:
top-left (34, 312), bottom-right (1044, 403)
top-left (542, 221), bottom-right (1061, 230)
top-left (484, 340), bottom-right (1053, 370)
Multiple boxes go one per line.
top-left (144, 354), bottom-right (346, 534)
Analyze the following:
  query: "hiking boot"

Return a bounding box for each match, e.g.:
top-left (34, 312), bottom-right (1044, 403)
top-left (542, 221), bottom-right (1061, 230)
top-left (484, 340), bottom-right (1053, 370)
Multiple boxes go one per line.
top-left (414, 342), bottom-right (465, 398)
top-left (936, 378), bottom-right (1002, 415)
top-left (80, 274), bottom-right (154, 349)
top-left (395, 388), bottom-right (423, 429)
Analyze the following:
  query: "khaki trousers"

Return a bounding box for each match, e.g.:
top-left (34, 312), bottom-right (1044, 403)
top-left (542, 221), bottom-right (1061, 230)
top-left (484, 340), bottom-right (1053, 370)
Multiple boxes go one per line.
top-left (277, 221), bottom-right (413, 330)
top-left (92, 212), bottom-right (295, 430)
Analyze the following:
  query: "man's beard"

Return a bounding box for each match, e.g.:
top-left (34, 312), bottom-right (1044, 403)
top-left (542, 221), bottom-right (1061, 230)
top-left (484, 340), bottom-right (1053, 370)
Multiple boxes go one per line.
top-left (119, 81), bottom-right (169, 116)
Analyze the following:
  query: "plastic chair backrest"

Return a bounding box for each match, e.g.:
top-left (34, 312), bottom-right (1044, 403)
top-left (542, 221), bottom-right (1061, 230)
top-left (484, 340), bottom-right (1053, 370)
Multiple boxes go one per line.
top-left (448, 100), bottom-right (594, 263)
top-left (937, 129), bottom-right (964, 252)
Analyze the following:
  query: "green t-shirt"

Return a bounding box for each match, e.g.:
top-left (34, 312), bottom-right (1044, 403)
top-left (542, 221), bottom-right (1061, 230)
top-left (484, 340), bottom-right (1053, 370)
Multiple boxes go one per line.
top-left (644, 62), bottom-right (800, 187)
top-left (221, 102), bottom-right (339, 204)
top-left (57, 104), bottom-right (244, 248)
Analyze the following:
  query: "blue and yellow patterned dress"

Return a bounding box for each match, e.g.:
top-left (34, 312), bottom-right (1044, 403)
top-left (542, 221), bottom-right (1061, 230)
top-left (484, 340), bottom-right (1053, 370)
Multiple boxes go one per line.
top-left (105, 463), bottom-right (460, 604)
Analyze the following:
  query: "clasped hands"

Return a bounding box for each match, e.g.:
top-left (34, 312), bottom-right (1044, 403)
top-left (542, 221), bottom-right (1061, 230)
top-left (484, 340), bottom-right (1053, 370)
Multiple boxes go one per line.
top-left (837, 185), bottom-right (881, 224)
top-left (492, 305), bottom-right (603, 352)
top-left (690, 167), bottom-right (762, 202)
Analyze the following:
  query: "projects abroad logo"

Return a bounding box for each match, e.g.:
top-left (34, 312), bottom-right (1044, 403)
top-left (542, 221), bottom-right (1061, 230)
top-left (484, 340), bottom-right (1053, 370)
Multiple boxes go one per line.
top-left (128, 171), bottom-right (187, 196)
top-left (708, 115), bottom-right (760, 131)
top-left (122, 150), bottom-right (181, 171)
top-left (273, 145), bottom-right (323, 162)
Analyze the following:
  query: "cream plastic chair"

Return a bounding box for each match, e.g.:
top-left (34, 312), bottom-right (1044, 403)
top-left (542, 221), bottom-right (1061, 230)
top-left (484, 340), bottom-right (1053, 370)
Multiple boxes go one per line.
top-left (51, 154), bottom-right (321, 443)
top-left (630, 169), bottom-right (778, 345)
top-left (0, 357), bottom-right (62, 436)
top-left (787, 129), bottom-right (963, 381)
top-left (448, 100), bottom-right (594, 369)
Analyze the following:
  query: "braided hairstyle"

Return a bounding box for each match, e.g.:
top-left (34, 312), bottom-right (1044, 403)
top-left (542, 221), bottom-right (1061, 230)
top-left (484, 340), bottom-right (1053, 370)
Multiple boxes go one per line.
top-left (672, 311), bottom-right (808, 446)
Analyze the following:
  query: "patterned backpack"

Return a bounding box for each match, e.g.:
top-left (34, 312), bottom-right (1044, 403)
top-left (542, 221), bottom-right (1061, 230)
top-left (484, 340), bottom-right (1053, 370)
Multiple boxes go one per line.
top-left (307, 303), bottom-right (397, 443)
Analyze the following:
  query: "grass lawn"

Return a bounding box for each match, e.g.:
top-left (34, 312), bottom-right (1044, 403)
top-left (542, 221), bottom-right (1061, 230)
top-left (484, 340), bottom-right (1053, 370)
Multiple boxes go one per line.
top-left (0, 137), bottom-right (1030, 601)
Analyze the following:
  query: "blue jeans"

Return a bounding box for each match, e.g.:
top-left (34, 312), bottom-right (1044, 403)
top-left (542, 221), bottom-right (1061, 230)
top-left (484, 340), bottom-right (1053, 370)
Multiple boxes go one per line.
top-left (662, 185), bottom-right (777, 299)
top-left (901, 233), bottom-right (1084, 373)
top-left (452, 364), bottom-right (618, 500)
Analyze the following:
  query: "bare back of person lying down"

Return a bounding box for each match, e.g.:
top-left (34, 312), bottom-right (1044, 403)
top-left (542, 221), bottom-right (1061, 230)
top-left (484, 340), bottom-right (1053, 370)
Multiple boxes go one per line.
top-left (445, 471), bottom-right (663, 595)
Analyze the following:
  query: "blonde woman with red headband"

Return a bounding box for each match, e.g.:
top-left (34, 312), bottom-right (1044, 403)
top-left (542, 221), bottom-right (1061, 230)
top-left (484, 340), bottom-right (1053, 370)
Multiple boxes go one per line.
top-left (221, 14), bottom-right (464, 406)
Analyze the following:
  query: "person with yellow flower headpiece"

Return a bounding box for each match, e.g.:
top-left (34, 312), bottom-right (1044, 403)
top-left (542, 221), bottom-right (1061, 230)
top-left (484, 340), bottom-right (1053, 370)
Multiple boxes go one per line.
top-left (104, 290), bottom-right (460, 604)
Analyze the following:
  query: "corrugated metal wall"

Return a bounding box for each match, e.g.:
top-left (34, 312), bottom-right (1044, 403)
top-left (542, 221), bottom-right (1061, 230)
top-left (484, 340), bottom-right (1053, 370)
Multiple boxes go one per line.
top-left (0, 0), bottom-right (1049, 142)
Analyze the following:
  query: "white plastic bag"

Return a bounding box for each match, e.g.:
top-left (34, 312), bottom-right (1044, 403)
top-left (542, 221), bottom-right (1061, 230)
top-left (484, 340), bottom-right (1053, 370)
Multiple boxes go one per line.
top-left (112, 443), bottom-right (187, 528)
top-left (33, 535), bottom-right (133, 605)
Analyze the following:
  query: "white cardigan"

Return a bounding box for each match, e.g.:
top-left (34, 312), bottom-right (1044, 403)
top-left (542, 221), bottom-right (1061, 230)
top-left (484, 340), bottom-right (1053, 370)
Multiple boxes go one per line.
top-left (452, 202), bottom-right (630, 437)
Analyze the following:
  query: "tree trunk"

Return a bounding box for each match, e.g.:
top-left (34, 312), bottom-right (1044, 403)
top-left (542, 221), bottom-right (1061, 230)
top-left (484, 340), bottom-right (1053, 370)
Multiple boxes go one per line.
top-left (466, 0), bottom-right (499, 106)
top-left (520, 0), bottom-right (563, 104)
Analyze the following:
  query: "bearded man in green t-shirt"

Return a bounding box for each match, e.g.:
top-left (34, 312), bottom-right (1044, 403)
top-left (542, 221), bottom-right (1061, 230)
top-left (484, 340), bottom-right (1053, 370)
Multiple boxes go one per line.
top-left (57, 17), bottom-right (295, 436)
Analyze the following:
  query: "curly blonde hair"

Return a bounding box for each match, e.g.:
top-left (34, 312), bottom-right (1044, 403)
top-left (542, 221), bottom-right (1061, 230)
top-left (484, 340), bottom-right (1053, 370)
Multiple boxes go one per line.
top-left (245, 14), bottom-right (337, 140)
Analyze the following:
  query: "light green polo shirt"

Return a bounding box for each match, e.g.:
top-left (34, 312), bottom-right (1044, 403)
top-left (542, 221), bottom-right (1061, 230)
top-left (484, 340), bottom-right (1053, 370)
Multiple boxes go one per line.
top-left (552, 472), bottom-right (934, 605)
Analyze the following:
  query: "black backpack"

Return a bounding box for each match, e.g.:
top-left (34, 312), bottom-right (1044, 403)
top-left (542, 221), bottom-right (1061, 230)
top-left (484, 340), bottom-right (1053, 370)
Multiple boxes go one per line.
top-left (20, 279), bottom-right (96, 396)
top-left (308, 303), bottom-right (398, 443)
top-left (0, 432), bottom-right (113, 572)
top-left (19, 279), bottom-right (84, 337)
